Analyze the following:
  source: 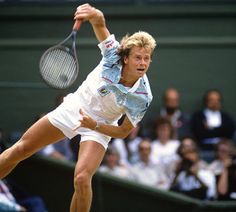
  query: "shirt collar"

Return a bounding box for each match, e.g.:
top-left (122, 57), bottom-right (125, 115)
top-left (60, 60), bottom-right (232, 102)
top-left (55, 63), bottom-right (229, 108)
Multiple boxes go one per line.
top-left (128, 78), bottom-right (142, 93)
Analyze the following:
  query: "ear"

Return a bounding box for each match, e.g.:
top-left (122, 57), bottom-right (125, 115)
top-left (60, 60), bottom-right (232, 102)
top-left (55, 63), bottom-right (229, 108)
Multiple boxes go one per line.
top-left (124, 56), bottom-right (128, 64)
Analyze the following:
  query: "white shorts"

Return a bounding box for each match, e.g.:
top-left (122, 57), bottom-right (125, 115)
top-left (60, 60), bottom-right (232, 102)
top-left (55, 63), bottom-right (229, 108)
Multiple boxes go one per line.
top-left (47, 94), bottom-right (111, 149)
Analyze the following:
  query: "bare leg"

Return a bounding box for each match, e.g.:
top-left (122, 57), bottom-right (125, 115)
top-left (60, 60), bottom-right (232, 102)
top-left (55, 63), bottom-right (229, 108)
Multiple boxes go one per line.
top-left (0, 116), bottom-right (65, 179)
top-left (70, 141), bottom-right (106, 212)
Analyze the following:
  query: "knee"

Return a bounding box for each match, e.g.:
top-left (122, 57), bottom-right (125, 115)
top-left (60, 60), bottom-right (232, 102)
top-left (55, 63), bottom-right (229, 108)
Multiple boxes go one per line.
top-left (74, 171), bottom-right (92, 192)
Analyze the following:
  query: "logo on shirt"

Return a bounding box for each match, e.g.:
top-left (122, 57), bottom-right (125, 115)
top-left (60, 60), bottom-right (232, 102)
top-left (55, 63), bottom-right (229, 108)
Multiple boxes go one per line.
top-left (105, 40), bottom-right (114, 48)
top-left (98, 86), bottom-right (110, 97)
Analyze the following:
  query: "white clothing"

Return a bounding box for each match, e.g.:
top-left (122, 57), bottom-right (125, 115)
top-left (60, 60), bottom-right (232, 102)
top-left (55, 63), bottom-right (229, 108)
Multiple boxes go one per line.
top-left (48, 34), bottom-right (152, 149)
top-left (204, 109), bottom-right (222, 128)
top-left (112, 137), bottom-right (142, 166)
top-left (98, 165), bottom-right (131, 179)
top-left (208, 159), bottom-right (225, 176)
top-left (38, 144), bottom-right (56, 156)
top-left (0, 180), bottom-right (22, 211)
top-left (176, 169), bottom-right (216, 199)
top-left (130, 161), bottom-right (170, 190)
top-left (150, 139), bottom-right (180, 165)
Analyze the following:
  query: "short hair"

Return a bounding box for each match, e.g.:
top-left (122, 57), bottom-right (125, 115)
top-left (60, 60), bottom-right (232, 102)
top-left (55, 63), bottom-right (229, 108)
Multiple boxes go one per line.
top-left (177, 136), bottom-right (199, 157)
top-left (203, 89), bottom-right (223, 106)
top-left (154, 117), bottom-right (174, 139)
top-left (118, 31), bottom-right (156, 65)
top-left (162, 87), bottom-right (179, 102)
top-left (215, 139), bottom-right (235, 156)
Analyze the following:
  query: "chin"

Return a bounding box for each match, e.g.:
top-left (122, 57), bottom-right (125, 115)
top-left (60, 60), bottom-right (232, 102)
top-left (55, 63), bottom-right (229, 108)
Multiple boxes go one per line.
top-left (139, 73), bottom-right (145, 77)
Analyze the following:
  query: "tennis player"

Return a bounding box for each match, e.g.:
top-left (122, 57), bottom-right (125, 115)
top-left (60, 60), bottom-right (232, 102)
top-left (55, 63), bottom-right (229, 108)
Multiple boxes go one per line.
top-left (0, 3), bottom-right (156, 212)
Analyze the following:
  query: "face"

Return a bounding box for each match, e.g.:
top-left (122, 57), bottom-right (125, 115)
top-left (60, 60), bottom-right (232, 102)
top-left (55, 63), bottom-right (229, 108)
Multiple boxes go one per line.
top-left (217, 143), bottom-right (231, 160)
top-left (123, 46), bottom-right (152, 80)
top-left (106, 152), bottom-right (119, 168)
top-left (164, 89), bottom-right (179, 110)
top-left (206, 91), bottom-right (221, 111)
top-left (139, 140), bottom-right (151, 160)
top-left (156, 124), bottom-right (172, 141)
top-left (181, 138), bottom-right (195, 152)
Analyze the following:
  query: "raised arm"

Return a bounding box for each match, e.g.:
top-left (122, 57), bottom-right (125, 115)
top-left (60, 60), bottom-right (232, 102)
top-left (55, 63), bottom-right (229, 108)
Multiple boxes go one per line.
top-left (74, 3), bottom-right (110, 42)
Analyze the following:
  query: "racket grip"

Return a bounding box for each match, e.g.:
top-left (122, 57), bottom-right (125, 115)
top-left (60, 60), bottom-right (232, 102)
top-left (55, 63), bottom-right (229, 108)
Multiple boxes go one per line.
top-left (73, 20), bottom-right (82, 31)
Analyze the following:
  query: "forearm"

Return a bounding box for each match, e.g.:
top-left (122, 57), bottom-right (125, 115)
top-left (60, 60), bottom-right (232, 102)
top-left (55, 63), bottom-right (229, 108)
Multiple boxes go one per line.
top-left (218, 168), bottom-right (229, 195)
top-left (95, 123), bottom-right (130, 139)
top-left (75, 109), bottom-right (133, 139)
top-left (89, 11), bottom-right (110, 42)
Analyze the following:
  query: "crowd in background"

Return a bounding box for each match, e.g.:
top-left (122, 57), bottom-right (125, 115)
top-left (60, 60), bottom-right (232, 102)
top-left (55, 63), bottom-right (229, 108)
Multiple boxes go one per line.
top-left (1, 87), bottom-right (236, 210)
top-left (98, 87), bottom-right (236, 201)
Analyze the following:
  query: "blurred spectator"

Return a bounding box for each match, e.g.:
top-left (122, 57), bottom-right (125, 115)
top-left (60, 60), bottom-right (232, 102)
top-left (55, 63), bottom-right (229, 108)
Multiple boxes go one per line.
top-left (35, 94), bottom-right (76, 162)
top-left (99, 146), bottom-right (131, 179)
top-left (111, 124), bottom-right (142, 166)
top-left (157, 88), bottom-right (191, 140)
top-left (34, 113), bottom-right (73, 161)
top-left (37, 142), bottom-right (71, 161)
top-left (170, 138), bottom-right (216, 200)
top-left (191, 89), bottom-right (235, 151)
top-left (0, 179), bottom-right (47, 212)
top-left (208, 139), bottom-right (235, 176)
top-left (0, 144), bottom-right (47, 212)
top-left (177, 136), bottom-right (209, 171)
top-left (130, 139), bottom-right (170, 190)
top-left (208, 139), bottom-right (236, 200)
top-left (0, 180), bottom-right (27, 212)
top-left (150, 117), bottom-right (180, 179)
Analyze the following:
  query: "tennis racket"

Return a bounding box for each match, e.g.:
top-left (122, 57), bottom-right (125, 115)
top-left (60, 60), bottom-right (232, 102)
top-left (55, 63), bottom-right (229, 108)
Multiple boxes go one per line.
top-left (39, 20), bottom-right (82, 89)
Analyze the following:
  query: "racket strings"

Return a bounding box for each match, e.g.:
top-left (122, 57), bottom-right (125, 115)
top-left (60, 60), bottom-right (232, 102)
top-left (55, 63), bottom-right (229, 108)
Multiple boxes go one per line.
top-left (40, 48), bottom-right (78, 88)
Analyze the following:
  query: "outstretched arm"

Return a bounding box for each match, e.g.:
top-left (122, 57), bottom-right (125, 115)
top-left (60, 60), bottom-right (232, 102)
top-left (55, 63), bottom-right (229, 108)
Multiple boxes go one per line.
top-left (74, 3), bottom-right (110, 43)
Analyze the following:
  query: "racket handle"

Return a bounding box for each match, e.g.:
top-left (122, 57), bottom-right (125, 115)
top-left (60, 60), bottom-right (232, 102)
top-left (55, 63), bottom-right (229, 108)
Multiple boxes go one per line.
top-left (73, 20), bottom-right (82, 31)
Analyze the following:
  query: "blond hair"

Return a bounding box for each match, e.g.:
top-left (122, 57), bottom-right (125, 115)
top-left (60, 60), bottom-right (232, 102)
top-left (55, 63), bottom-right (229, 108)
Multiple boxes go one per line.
top-left (118, 31), bottom-right (156, 65)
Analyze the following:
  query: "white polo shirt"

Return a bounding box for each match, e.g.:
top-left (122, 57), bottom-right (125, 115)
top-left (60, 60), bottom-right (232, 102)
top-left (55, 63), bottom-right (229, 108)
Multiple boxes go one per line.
top-left (48, 34), bottom-right (153, 148)
top-left (75, 34), bottom-right (153, 126)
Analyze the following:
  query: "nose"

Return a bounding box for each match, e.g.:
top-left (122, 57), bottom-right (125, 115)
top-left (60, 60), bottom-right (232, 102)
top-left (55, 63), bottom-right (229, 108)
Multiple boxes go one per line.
top-left (139, 58), bottom-right (147, 65)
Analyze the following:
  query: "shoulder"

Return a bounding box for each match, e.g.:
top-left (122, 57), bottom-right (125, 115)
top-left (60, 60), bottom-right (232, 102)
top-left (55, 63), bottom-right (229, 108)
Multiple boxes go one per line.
top-left (191, 110), bottom-right (205, 120)
top-left (221, 111), bottom-right (235, 121)
top-left (168, 140), bottom-right (180, 148)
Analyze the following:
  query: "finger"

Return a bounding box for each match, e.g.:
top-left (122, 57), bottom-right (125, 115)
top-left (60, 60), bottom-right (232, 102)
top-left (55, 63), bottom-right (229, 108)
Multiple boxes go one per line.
top-left (79, 108), bottom-right (86, 116)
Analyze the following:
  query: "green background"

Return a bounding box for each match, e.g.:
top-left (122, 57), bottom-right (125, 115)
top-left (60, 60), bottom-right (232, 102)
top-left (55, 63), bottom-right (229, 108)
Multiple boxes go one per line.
top-left (0, 2), bottom-right (236, 134)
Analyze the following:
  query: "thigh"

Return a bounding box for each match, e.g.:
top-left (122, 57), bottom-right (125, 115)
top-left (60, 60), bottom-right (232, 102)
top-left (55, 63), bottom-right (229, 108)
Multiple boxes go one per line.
top-left (75, 141), bottom-right (106, 176)
top-left (19, 115), bottom-right (65, 153)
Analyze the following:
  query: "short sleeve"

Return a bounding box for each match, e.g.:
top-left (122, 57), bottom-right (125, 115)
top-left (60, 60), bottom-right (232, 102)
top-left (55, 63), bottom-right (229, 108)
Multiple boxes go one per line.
top-left (98, 34), bottom-right (122, 83)
top-left (98, 34), bottom-right (120, 67)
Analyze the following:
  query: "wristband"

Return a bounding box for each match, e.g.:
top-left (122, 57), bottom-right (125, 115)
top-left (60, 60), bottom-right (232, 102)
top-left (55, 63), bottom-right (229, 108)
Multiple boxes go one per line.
top-left (94, 122), bottom-right (100, 131)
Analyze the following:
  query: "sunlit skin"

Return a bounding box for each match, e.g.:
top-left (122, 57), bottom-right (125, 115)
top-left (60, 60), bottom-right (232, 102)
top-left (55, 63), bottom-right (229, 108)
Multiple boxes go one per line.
top-left (217, 143), bottom-right (232, 165)
top-left (120, 46), bottom-right (152, 87)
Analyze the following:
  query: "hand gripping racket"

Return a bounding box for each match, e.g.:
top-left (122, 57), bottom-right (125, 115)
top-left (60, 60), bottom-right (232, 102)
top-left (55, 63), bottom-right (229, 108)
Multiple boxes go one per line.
top-left (39, 20), bottom-right (82, 89)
